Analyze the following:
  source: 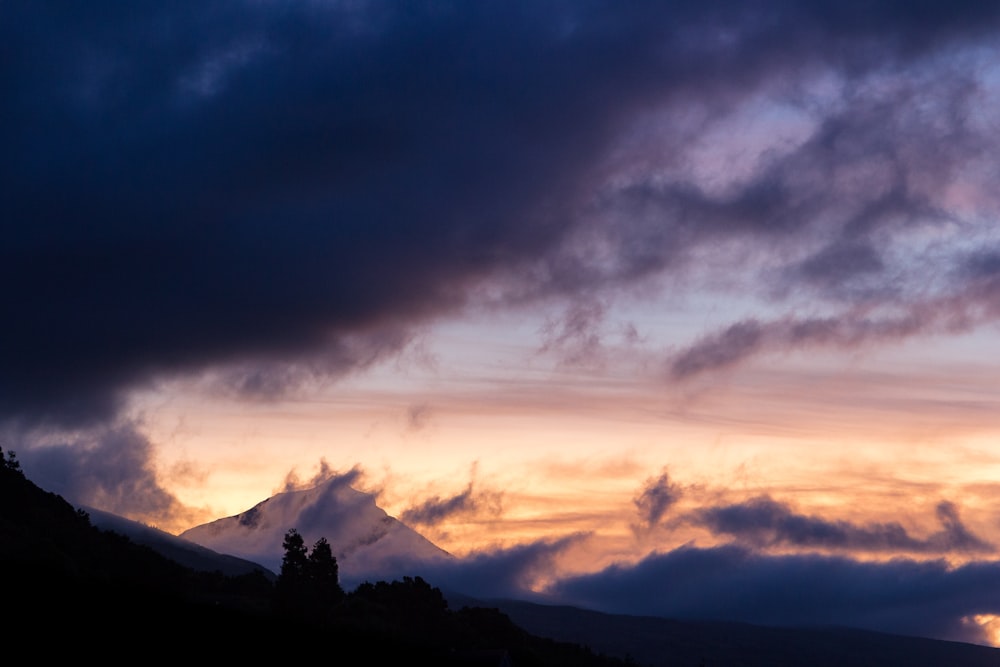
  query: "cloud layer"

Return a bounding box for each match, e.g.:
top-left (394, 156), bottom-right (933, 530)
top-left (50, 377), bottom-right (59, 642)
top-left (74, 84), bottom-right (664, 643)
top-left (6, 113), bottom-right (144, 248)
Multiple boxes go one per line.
top-left (6, 2), bottom-right (1000, 427)
top-left (691, 496), bottom-right (994, 555)
top-left (549, 544), bottom-right (1000, 645)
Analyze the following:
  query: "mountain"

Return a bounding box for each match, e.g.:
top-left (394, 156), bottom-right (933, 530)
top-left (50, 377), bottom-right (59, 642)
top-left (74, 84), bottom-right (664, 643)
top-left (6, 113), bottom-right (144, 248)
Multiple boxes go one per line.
top-left (0, 449), bottom-right (625, 665)
top-left (472, 597), bottom-right (1000, 667)
top-left (172, 478), bottom-right (1000, 665)
top-left (84, 506), bottom-right (275, 580)
top-left (179, 477), bottom-right (453, 586)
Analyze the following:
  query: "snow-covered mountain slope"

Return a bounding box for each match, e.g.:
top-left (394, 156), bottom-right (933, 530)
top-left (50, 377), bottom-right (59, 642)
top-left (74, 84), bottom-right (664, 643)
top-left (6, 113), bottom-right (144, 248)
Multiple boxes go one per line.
top-left (179, 477), bottom-right (453, 587)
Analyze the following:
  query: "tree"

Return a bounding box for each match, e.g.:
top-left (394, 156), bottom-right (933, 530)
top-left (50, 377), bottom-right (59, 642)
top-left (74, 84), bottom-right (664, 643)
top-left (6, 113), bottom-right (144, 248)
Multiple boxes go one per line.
top-left (0, 446), bottom-right (23, 475)
top-left (275, 529), bottom-right (309, 615)
top-left (274, 529), bottom-right (343, 618)
top-left (307, 536), bottom-right (343, 604)
top-left (280, 528), bottom-right (308, 582)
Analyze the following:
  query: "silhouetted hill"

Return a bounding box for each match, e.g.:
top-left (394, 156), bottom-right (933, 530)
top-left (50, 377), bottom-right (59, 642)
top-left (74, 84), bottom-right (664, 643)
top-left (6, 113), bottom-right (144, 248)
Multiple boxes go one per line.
top-left (461, 597), bottom-right (1000, 667)
top-left (0, 448), bottom-right (623, 665)
top-left (85, 505), bottom-right (276, 580)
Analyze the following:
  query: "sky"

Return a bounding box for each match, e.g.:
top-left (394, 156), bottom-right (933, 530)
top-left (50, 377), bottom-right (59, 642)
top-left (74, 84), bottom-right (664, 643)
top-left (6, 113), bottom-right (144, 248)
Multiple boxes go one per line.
top-left (6, 0), bottom-right (1000, 647)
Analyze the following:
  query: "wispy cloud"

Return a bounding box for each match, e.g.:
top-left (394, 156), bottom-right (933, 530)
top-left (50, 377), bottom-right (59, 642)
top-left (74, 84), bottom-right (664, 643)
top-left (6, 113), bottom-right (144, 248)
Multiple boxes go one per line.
top-left (401, 465), bottom-right (504, 528)
top-left (281, 460), bottom-right (365, 495)
top-left (632, 469), bottom-right (683, 534)
top-left (668, 285), bottom-right (997, 380)
top-left (690, 495), bottom-right (994, 555)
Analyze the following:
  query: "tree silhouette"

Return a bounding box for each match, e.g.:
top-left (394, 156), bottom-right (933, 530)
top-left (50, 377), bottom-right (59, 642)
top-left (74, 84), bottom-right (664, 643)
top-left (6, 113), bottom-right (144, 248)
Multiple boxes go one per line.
top-left (307, 536), bottom-right (343, 604)
top-left (0, 445), bottom-right (23, 475)
top-left (274, 529), bottom-right (343, 618)
top-left (275, 528), bottom-right (308, 615)
top-left (280, 528), bottom-right (309, 582)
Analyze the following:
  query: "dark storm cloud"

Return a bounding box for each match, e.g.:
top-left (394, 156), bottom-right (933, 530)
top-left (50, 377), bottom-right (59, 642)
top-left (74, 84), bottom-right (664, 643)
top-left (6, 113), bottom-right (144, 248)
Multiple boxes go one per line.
top-left (7, 1), bottom-right (1000, 426)
top-left (691, 495), bottom-right (994, 555)
top-left (549, 544), bottom-right (1000, 644)
top-left (587, 64), bottom-right (980, 284)
top-left (214, 327), bottom-right (415, 401)
top-left (13, 421), bottom-right (185, 527)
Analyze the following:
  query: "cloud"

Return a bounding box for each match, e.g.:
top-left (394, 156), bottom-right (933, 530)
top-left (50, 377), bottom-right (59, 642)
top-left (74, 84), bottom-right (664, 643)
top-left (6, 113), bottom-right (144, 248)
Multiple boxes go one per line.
top-left (632, 470), bottom-right (683, 533)
top-left (209, 328), bottom-right (415, 401)
top-left (400, 466), bottom-right (504, 527)
top-left (667, 290), bottom-right (986, 379)
top-left (932, 501), bottom-right (994, 554)
top-left (405, 403), bottom-right (434, 433)
top-left (13, 421), bottom-right (189, 530)
top-left (5, 2), bottom-right (1000, 428)
top-left (690, 495), bottom-right (994, 555)
top-left (412, 533), bottom-right (590, 601)
top-left (281, 460), bottom-right (364, 495)
top-left (670, 320), bottom-right (767, 379)
top-left (401, 484), bottom-right (502, 527)
top-left (548, 544), bottom-right (1000, 644)
top-left (537, 299), bottom-right (609, 369)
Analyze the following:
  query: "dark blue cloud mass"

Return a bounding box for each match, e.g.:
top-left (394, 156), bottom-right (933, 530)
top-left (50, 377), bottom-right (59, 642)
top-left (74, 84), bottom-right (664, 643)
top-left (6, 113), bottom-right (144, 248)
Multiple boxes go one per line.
top-left (6, 1), bottom-right (1000, 426)
top-left (692, 495), bottom-right (994, 555)
top-left (398, 532), bottom-right (589, 602)
top-left (549, 544), bottom-right (1000, 645)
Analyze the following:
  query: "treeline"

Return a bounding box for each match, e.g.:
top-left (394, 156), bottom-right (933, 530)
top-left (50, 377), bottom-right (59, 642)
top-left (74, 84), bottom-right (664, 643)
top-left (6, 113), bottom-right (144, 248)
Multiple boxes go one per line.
top-left (266, 525), bottom-right (628, 665)
top-left (0, 446), bottom-right (629, 665)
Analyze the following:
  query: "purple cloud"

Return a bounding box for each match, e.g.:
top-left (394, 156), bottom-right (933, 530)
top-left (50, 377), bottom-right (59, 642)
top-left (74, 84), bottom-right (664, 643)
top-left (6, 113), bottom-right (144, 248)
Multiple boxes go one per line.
top-left (5, 2), bottom-right (1000, 427)
top-left (633, 470), bottom-right (683, 532)
top-left (691, 495), bottom-right (994, 555)
top-left (14, 421), bottom-right (186, 528)
top-left (401, 481), bottom-right (503, 527)
top-left (549, 544), bottom-right (1000, 644)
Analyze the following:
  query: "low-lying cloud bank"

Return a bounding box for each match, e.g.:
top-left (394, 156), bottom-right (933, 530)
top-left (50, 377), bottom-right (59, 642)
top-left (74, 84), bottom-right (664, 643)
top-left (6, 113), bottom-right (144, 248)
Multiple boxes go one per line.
top-left (689, 495), bottom-right (994, 555)
top-left (548, 544), bottom-right (1000, 645)
top-left (417, 540), bottom-right (1000, 646)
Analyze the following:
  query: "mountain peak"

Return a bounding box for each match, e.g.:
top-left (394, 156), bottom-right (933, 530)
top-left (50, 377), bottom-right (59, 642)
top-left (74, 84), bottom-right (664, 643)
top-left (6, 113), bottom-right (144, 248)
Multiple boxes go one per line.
top-left (180, 479), bottom-right (451, 587)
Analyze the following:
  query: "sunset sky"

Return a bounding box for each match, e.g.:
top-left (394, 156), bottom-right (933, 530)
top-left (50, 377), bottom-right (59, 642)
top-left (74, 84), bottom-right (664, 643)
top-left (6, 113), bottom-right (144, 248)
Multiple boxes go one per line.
top-left (6, 0), bottom-right (1000, 646)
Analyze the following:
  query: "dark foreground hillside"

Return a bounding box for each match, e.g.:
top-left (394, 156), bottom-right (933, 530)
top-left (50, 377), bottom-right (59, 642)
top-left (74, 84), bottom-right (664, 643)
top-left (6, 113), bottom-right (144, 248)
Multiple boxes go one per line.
top-left (0, 446), bottom-right (620, 665)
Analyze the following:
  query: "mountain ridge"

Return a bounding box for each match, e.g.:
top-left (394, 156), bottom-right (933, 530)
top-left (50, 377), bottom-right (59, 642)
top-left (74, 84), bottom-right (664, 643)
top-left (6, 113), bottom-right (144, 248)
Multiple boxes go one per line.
top-left (467, 597), bottom-right (1000, 667)
top-left (178, 477), bottom-right (452, 587)
top-left (84, 505), bottom-right (276, 580)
